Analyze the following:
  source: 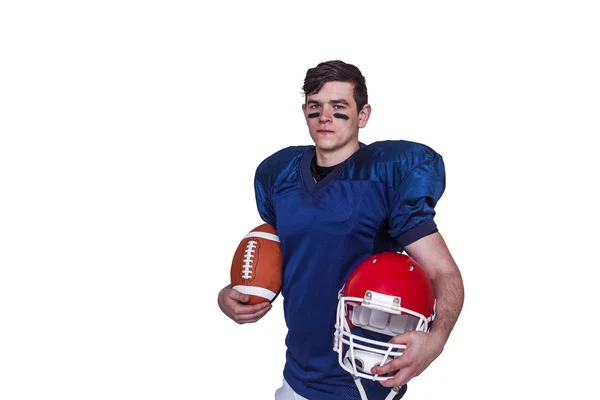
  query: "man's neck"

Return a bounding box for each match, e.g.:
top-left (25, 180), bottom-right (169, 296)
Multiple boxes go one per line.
top-left (315, 142), bottom-right (360, 167)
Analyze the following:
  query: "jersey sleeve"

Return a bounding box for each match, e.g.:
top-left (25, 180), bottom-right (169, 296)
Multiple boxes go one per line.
top-left (252, 145), bottom-right (310, 228)
top-left (254, 177), bottom-right (276, 226)
top-left (388, 152), bottom-right (446, 248)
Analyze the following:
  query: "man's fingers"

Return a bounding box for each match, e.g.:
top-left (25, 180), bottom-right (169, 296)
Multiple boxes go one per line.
top-left (370, 353), bottom-right (416, 388)
top-left (235, 302), bottom-right (272, 324)
top-left (388, 331), bottom-right (412, 345)
top-left (229, 288), bottom-right (250, 303)
top-left (370, 332), bottom-right (412, 375)
top-left (371, 353), bottom-right (412, 376)
top-left (379, 367), bottom-right (414, 388)
top-left (232, 300), bottom-right (271, 315)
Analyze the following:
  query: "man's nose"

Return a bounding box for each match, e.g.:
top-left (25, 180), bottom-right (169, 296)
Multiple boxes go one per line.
top-left (319, 106), bottom-right (333, 122)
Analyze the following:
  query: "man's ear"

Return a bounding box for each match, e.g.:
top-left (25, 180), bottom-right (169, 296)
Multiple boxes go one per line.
top-left (302, 103), bottom-right (308, 122)
top-left (358, 104), bottom-right (371, 128)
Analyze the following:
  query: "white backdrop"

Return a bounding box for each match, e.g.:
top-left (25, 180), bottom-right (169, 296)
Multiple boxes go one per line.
top-left (1, 1), bottom-right (599, 399)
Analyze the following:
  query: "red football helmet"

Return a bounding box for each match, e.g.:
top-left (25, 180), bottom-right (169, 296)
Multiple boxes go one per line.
top-left (334, 252), bottom-right (436, 384)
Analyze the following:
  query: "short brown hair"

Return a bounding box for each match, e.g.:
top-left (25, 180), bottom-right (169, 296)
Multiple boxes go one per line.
top-left (302, 60), bottom-right (368, 113)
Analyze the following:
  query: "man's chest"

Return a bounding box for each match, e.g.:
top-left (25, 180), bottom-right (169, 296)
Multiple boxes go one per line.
top-left (272, 180), bottom-right (389, 237)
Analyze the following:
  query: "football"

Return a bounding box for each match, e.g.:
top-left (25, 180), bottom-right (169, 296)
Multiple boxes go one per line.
top-left (230, 223), bottom-right (282, 305)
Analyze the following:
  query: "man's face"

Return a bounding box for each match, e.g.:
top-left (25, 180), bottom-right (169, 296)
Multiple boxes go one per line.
top-left (302, 81), bottom-right (370, 163)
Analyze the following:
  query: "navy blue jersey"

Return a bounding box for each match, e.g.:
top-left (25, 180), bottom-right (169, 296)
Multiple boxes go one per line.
top-left (254, 140), bottom-right (446, 400)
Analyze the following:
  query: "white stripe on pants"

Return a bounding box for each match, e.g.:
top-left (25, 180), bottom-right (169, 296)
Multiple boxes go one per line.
top-left (274, 378), bottom-right (308, 400)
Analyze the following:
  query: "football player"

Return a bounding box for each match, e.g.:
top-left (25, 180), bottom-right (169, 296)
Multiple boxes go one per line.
top-left (218, 60), bottom-right (464, 400)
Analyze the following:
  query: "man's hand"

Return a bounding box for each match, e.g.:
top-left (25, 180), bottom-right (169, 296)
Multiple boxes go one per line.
top-left (371, 331), bottom-right (444, 388)
top-left (217, 284), bottom-right (272, 324)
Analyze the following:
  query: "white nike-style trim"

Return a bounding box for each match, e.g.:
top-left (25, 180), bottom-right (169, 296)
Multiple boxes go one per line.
top-left (232, 285), bottom-right (277, 300)
top-left (244, 231), bottom-right (280, 243)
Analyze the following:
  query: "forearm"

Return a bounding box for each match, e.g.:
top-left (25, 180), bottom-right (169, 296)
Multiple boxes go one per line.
top-left (429, 270), bottom-right (464, 344)
top-left (404, 232), bottom-right (465, 346)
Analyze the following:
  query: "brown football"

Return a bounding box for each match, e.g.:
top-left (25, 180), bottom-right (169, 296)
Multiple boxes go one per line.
top-left (230, 223), bottom-right (282, 305)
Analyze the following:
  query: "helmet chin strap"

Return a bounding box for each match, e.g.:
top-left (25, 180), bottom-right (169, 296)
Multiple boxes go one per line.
top-left (343, 350), bottom-right (402, 400)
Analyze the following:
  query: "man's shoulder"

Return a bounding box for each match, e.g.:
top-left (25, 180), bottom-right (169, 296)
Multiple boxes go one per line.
top-left (255, 145), bottom-right (312, 183)
top-left (360, 140), bottom-right (441, 163)
top-left (352, 140), bottom-right (442, 171)
top-left (348, 140), bottom-right (444, 188)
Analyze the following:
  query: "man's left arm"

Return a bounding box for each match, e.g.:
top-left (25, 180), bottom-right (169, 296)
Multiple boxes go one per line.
top-left (371, 231), bottom-right (465, 388)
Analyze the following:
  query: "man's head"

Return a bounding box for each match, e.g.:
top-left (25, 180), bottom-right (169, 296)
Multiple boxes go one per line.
top-left (302, 60), bottom-right (368, 113)
top-left (301, 60), bottom-right (371, 166)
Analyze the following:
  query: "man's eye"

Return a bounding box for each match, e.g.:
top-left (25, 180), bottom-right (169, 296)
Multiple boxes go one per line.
top-left (334, 105), bottom-right (345, 110)
top-left (310, 104), bottom-right (320, 109)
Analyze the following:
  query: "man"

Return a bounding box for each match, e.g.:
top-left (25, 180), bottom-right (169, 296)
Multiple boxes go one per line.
top-left (218, 60), bottom-right (464, 399)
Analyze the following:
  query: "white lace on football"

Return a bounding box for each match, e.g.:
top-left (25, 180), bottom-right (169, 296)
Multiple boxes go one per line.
top-left (242, 240), bottom-right (257, 279)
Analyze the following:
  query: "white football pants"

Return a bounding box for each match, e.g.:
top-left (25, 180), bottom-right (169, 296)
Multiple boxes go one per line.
top-left (274, 377), bottom-right (399, 400)
top-left (274, 379), bottom-right (308, 400)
